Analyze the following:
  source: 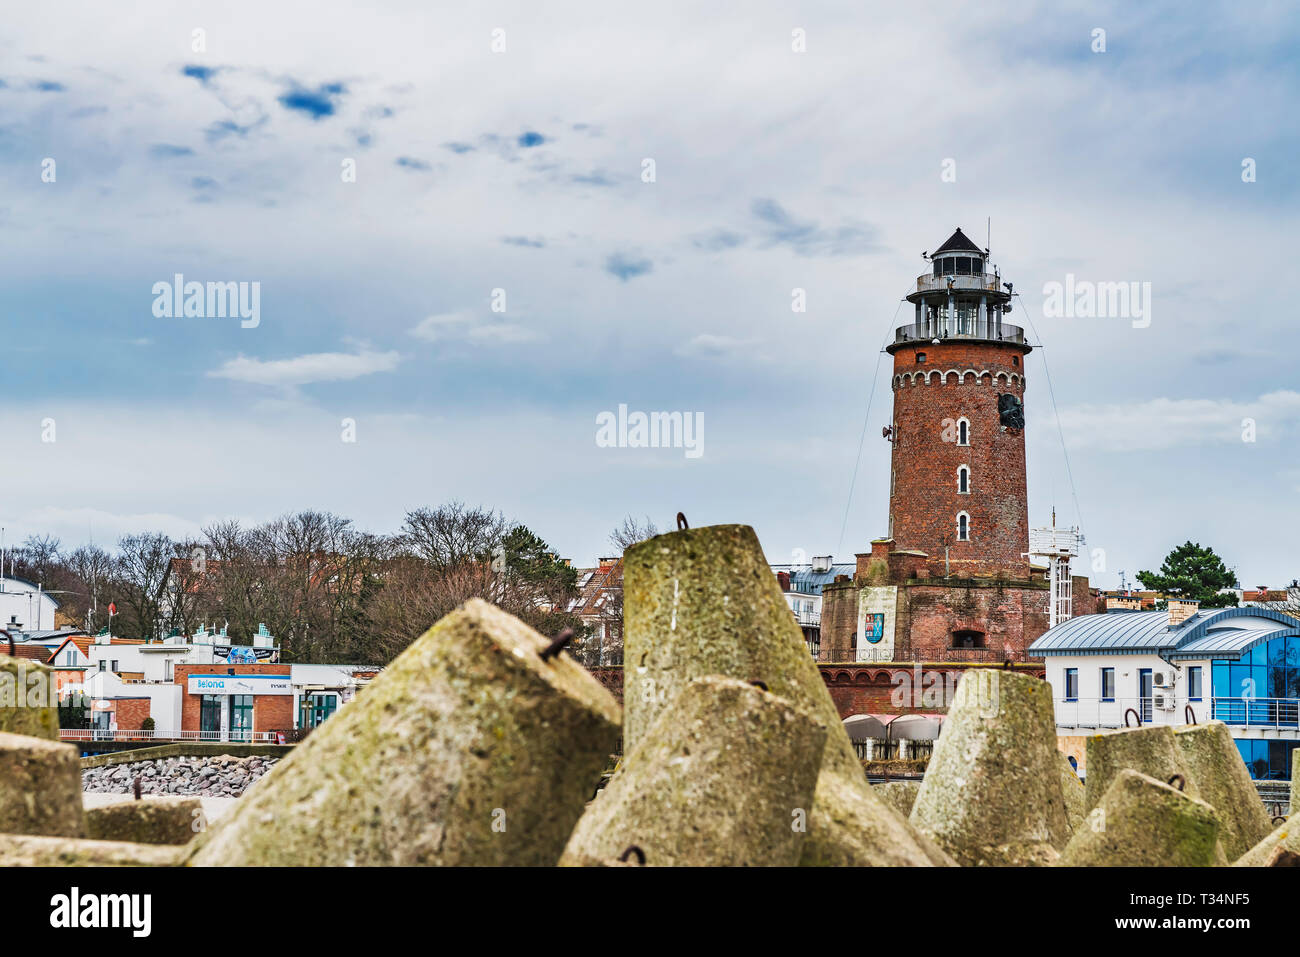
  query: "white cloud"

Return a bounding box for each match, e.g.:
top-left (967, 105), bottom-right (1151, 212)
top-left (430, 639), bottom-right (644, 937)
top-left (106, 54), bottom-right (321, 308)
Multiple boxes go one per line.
top-left (207, 349), bottom-right (401, 387)
top-left (410, 311), bottom-right (538, 345)
top-left (675, 334), bottom-right (762, 360)
top-left (1053, 390), bottom-right (1300, 451)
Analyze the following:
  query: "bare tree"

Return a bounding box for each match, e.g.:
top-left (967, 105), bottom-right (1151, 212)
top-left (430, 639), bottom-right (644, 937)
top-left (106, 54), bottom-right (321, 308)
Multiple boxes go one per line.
top-left (18, 534), bottom-right (62, 586)
top-left (64, 544), bottom-right (114, 631)
top-left (609, 515), bottom-right (660, 553)
top-left (399, 502), bottom-right (508, 568)
top-left (113, 533), bottom-right (177, 639)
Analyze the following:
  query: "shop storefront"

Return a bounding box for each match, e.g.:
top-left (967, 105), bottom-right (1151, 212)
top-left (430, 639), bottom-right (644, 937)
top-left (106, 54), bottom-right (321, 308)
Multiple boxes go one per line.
top-left (175, 664), bottom-right (294, 742)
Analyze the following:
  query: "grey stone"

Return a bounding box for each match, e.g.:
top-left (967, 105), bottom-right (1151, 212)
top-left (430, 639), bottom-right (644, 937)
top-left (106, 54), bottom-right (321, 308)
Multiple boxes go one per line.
top-left (910, 670), bottom-right (1069, 866)
top-left (562, 676), bottom-right (825, 866)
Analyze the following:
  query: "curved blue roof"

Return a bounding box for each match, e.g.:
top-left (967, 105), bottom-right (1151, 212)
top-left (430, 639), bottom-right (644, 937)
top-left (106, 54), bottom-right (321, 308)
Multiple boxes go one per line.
top-left (1029, 606), bottom-right (1300, 660)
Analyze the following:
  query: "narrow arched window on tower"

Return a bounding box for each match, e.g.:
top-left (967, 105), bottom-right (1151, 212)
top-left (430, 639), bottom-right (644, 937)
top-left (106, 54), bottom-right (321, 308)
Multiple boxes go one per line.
top-left (958, 466), bottom-right (970, 494)
top-left (957, 512), bottom-right (970, 541)
top-left (957, 417), bottom-right (969, 445)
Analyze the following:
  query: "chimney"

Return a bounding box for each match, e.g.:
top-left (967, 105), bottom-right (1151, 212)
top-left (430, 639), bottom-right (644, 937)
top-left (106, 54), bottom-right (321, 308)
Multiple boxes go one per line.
top-left (598, 556), bottom-right (617, 570)
top-left (1167, 599), bottom-right (1199, 628)
top-left (776, 571), bottom-right (791, 591)
top-left (1106, 595), bottom-right (1142, 612)
top-left (811, 555), bottom-right (832, 573)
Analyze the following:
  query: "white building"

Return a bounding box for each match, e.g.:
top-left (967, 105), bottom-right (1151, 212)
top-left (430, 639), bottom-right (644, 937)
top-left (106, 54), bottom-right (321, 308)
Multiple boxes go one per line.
top-left (0, 576), bottom-right (60, 633)
top-left (1029, 600), bottom-right (1300, 781)
top-left (771, 556), bottom-right (854, 659)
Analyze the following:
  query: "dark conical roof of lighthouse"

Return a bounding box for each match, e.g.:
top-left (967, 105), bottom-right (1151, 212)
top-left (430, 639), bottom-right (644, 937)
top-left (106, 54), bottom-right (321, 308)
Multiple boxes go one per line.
top-left (933, 227), bottom-right (983, 255)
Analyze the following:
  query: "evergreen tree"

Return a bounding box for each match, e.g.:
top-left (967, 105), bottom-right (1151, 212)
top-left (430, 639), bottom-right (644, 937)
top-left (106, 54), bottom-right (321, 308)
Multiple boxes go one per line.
top-left (1137, 542), bottom-right (1239, 608)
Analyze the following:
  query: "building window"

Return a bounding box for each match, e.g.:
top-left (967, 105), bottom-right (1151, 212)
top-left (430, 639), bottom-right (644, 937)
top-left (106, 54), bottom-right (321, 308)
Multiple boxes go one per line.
top-left (229, 695), bottom-right (253, 742)
top-left (915, 352), bottom-right (926, 364)
top-left (305, 693), bottom-right (338, 729)
top-left (957, 418), bottom-right (969, 445)
top-left (1065, 668), bottom-right (1079, 701)
top-left (956, 512), bottom-right (970, 541)
top-left (952, 629), bottom-right (985, 649)
top-left (1101, 667), bottom-right (1115, 701)
top-left (1188, 666), bottom-right (1203, 701)
top-left (111, 660), bottom-right (119, 672)
top-left (98, 660), bottom-right (106, 672)
top-left (958, 466), bottom-right (970, 494)
top-left (200, 695), bottom-right (222, 737)
top-left (1012, 356), bottom-right (1020, 366)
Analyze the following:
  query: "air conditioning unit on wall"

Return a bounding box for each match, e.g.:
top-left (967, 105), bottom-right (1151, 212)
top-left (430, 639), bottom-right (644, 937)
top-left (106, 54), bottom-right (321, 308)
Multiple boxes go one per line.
top-left (1153, 671), bottom-right (1171, 687)
top-left (1153, 693), bottom-right (1175, 710)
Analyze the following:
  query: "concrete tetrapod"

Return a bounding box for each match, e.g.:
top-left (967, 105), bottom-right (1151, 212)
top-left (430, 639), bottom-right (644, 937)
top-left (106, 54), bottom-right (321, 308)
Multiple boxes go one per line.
top-left (1174, 721), bottom-right (1272, 861)
top-left (910, 670), bottom-right (1070, 865)
top-left (190, 599), bottom-right (621, 866)
top-left (1084, 724), bottom-right (1226, 864)
top-left (1061, 770), bottom-right (1220, 867)
top-left (1233, 818), bottom-right (1300, 866)
top-left (622, 523), bottom-right (953, 866)
top-left (84, 797), bottom-right (204, 845)
top-left (0, 653), bottom-right (60, 741)
top-left (0, 731), bottom-right (84, 838)
top-left (1059, 752), bottom-right (1086, 837)
top-left (561, 675), bottom-right (826, 866)
top-left (0, 833), bottom-right (184, 866)
top-left (1292, 749), bottom-right (1299, 820)
top-left (1084, 724), bottom-right (1198, 812)
top-left (874, 781), bottom-right (921, 819)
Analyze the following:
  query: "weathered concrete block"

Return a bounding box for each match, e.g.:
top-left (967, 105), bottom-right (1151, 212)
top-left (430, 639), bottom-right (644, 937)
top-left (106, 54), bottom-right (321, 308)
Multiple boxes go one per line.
top-left (1233, 818), bottom-right (1300, 867)
top-left (190, 599), bottom-right (621, 866)
top-left (84, 797), bottom-right (204, 846)
top-left (0, 654), bottom-right (59, 741)
top-left (1291, 748), bottom-right (1298, 819)
top-left (874, 781), bottom-right (920, 819)
top-left (0, 833), bottom-right (183, 866)
top-left (1084, 724), bottom-right (1227, 862)
top-left (561, 676), bottom-right (825, 866)
top-left (1085, 725), bottom-right (1196, 812)
top-left (1060, 751), bottom-right (1086, 836)
top-left (1174, 721), bottom-right (1272, 861)
top-left (0, 731), bottom-right (83, 837)
top-left (1061, 769), bottom-right (1220, 867)
top-left (910, 670), bottom-right (1069, 865)
top-left (623, 523), bottom-right (953, 866)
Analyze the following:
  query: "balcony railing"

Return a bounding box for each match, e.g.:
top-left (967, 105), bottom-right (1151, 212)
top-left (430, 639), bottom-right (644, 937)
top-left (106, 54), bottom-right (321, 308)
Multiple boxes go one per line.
top-left (821, 647), bottom-right (1027, 664)
top-left (1051, 696), bottom-right (1300, 731)
top-left (1211, 697), bottom-right (1300, 729)
top-left (894, 320), bottom-right (1026, 345)
top-left (792, 609), bottom-right (821, 627)
top-left (916, 273), bottom-right (1004, 294)
top-left (61, 729), bottom-right (283, 744)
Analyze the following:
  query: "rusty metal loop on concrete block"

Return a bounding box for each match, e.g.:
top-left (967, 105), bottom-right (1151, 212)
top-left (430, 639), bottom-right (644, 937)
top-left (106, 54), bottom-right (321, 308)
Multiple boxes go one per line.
top-left (1274, 815), bottom-right (1288, 825)
top-left (749, 680), bottom-right (768, 692)
top-left (539, 627), bottom-right (574, 662)
top-left (1185, 705), bottom-right (1197, 725)
top-left (676, 512), bottom-right (689, 531)
top-left (1167, 773), bottom-right (1186, 792)
top-left (618, 845), bottom-right (646, 865)
top-left (1124, 707), bottom-right (1141, 728)
top-left (133, 776), bottom-right (143, 800)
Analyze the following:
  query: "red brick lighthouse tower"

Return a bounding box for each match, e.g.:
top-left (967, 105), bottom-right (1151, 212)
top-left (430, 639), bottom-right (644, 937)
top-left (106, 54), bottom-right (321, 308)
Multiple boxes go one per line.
top-left (818, 227), bottom-right (1101, 668)
top-left (885, 227), bottom-right (1031, 579)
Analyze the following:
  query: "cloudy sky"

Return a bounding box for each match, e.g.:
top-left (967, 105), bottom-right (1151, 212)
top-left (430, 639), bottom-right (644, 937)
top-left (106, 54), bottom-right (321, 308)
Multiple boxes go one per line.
top-left (0, 1), bottom-right (1296, 588)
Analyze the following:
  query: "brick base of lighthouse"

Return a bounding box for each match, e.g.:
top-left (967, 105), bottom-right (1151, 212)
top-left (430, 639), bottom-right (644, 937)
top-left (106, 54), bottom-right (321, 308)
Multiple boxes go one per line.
top-left (818, 537), bottom-right (1102, 664)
